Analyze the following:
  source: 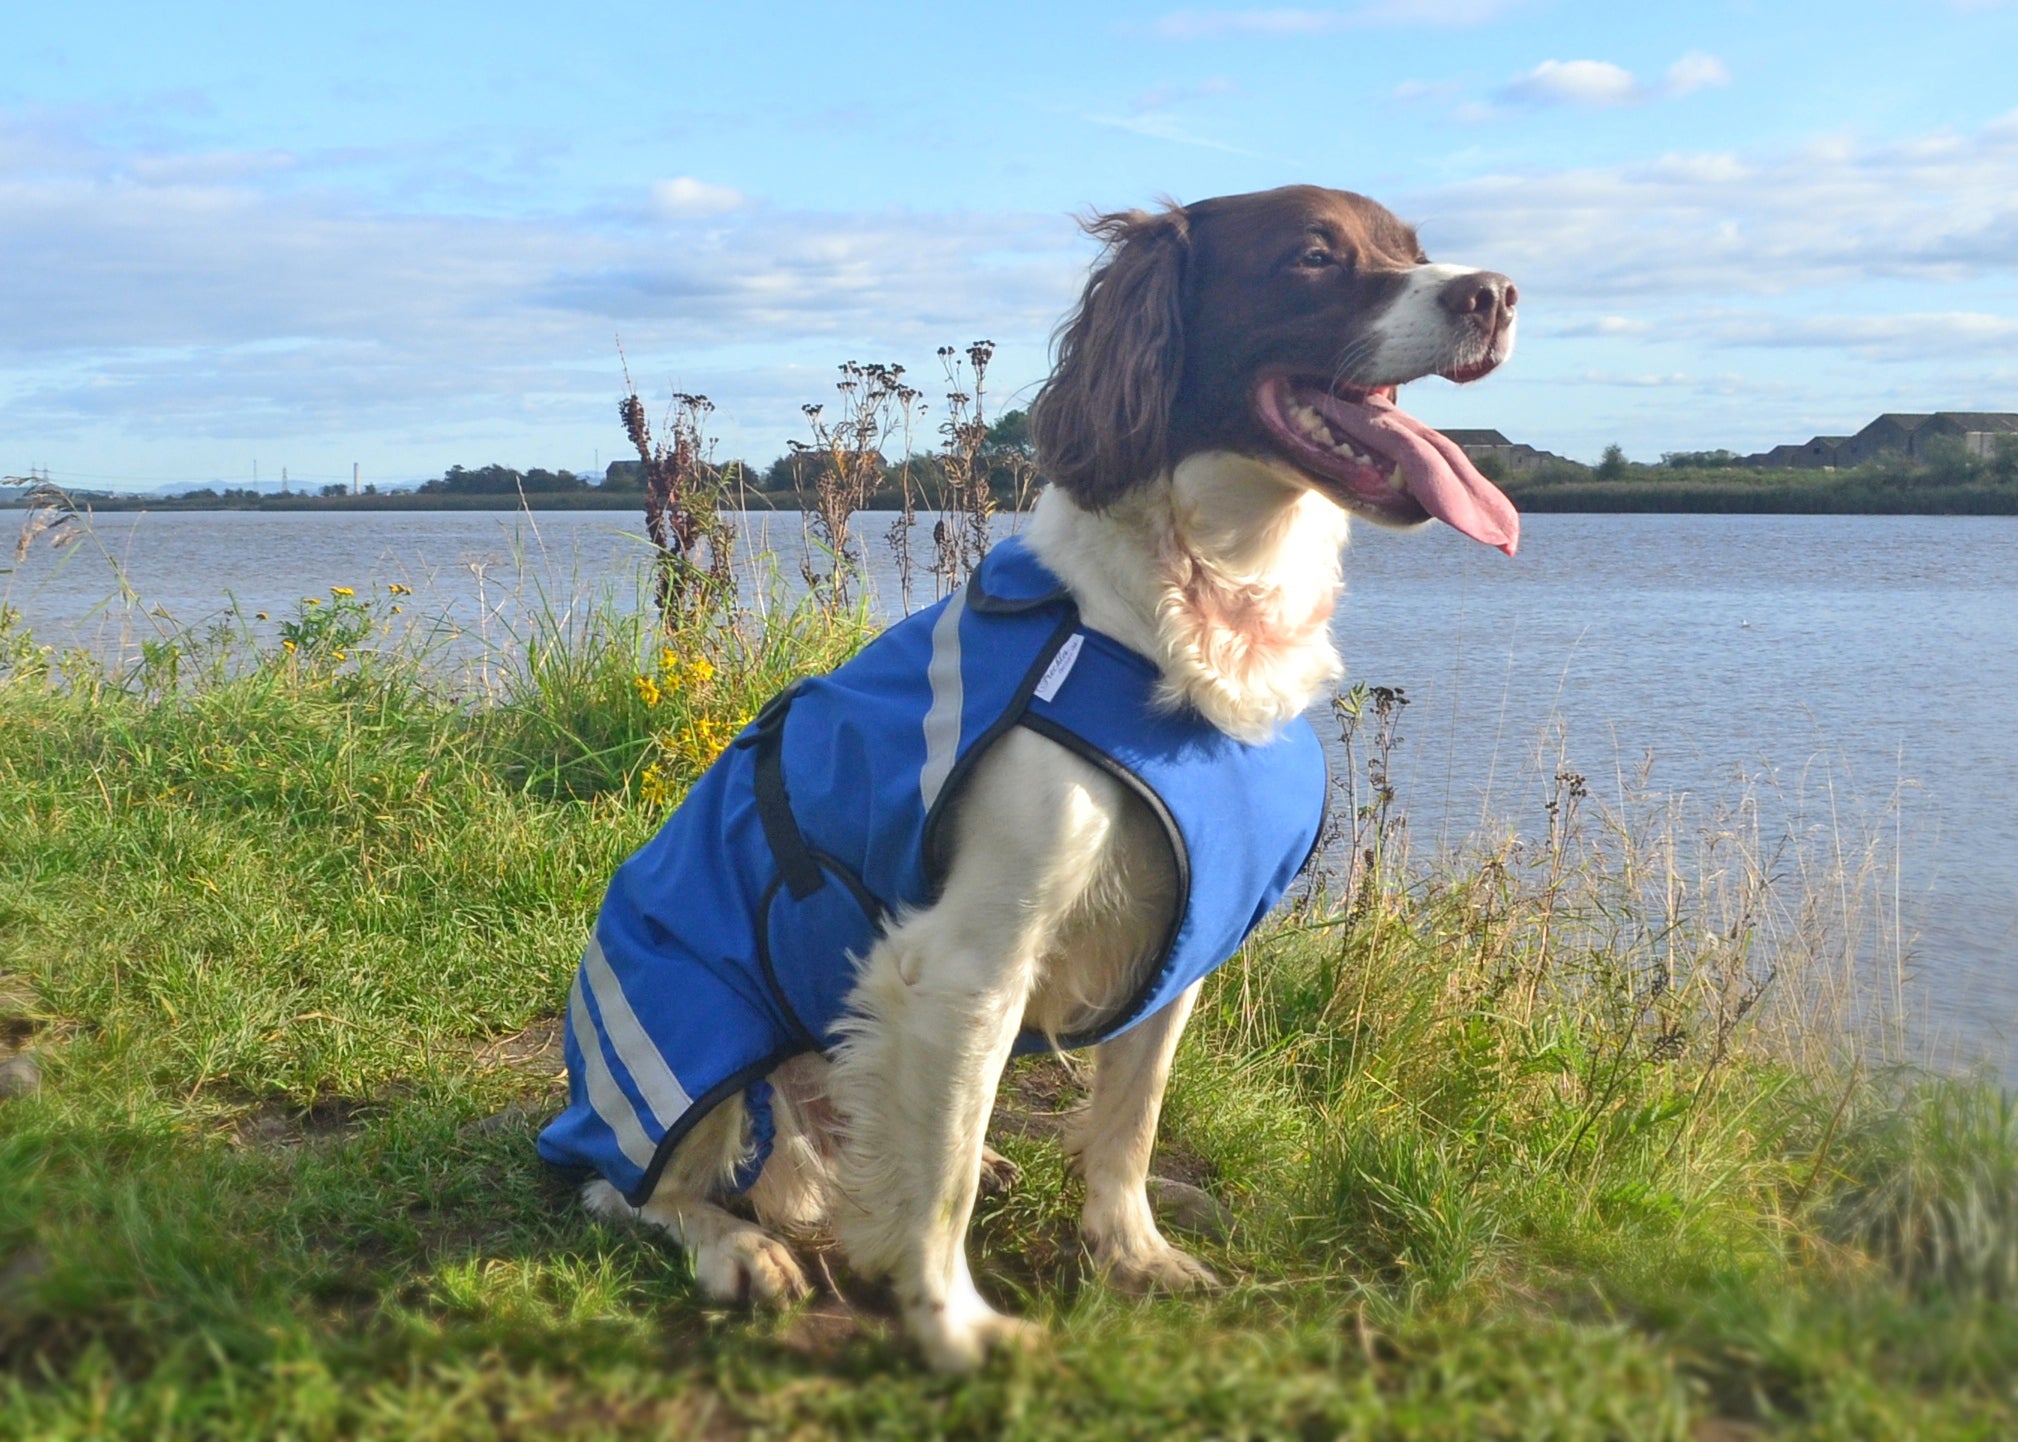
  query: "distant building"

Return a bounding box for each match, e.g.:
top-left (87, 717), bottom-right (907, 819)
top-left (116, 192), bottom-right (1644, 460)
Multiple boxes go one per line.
top-left (1743, 434), bottom-right (1849, 468)
top-left (1443, 429), bottom-right (1575, 472)
top-left (1913, 413), bottom-right (2018, 459)
top-left (1751, 412), bottom-right (2018, 468)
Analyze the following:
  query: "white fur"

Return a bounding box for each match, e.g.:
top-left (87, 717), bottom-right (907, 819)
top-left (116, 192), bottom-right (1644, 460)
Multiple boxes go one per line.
top-left (596, 460), bottom-right (1350, 1370)
top-left (1367, 261), bottom-right (1518, 381)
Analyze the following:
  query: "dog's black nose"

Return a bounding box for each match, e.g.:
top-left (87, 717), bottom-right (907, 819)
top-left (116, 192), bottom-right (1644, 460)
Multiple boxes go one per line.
top-left (1440, 271), bottom-right (1518, 327)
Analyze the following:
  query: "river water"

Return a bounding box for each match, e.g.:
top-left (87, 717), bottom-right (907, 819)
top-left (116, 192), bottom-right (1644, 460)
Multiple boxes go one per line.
top-left (7, 506), bottom-right (2014, 1073)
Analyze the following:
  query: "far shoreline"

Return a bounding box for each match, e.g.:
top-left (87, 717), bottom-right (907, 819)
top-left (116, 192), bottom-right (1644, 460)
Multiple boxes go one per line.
top-left (9, 485), bottom-right (2017, 518)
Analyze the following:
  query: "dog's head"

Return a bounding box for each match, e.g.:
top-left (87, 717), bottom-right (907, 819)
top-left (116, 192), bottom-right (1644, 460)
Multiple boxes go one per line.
top-left (1029, 185), bottom-right (1521, 555)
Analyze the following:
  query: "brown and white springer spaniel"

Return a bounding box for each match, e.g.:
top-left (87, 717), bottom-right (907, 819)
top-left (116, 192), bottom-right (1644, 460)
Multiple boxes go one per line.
top-left (585, 184), bottom-right (1520, 1371)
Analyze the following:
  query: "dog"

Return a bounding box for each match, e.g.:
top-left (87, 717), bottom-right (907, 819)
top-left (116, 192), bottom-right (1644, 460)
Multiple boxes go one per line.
top-left (538, 184), bottom-right (1520, 1372)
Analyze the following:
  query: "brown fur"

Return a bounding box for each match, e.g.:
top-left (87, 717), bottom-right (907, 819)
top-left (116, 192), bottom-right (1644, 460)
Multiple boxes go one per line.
top-left (1032, 185), bottom-right (1465, 511)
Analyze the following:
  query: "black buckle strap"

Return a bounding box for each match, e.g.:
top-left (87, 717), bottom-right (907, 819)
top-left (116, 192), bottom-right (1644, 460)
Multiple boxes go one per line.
top-left (737, 681), bottom-right (826, 902)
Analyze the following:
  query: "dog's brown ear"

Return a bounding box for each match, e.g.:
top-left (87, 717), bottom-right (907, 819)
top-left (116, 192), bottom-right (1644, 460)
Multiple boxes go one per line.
top-left (1030, 206), bottom-right (1188, 510)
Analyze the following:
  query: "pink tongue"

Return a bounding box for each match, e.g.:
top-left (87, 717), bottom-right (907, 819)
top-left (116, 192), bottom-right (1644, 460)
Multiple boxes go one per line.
top-left (1315, 390), bottom-right (1521, 556)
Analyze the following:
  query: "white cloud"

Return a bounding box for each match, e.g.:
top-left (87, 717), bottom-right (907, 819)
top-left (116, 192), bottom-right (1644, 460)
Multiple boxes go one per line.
top-left (1081, 109), bottom-right (1256, 153)
top-left (1408, 109), bottom-right (2018, 301)
top-left (1343, 0), bottom-right (1517, 21)
top-left (1662, 51), bottom-right (1732, 98)
top-left (1496, 52), bottom-right (1731, 109)
top-left (1547, 316), bottom-right (1657, 337)
top-left (0, 114), bottom-right (1084, 458)
top-left (650, 176), bottom-right (749, 218)
top-left (1391, 78), bottom-right (1464, 103)
top-left (1150, 9), bottom-right (1335, 38)
top-left (1500, 59), bottom-right (1641, 107)
top-left (1149, 0), bottom-right (1518, 40)
top-left (1700, 311), bottom-right (2018, 358)
top-left (1130, 77), bottom-right (1237, 113)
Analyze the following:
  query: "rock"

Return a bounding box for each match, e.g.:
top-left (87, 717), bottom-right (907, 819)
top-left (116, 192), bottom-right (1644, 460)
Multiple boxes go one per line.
top-left (0, 1055), bottom-right (41, 1100)
top-left (458, 1103), bottom-right (543, 1140)
top-left (0, 1246), bottom-right (50, 1307)
top-left (1147, 1176), bottom-right (1231, 1239)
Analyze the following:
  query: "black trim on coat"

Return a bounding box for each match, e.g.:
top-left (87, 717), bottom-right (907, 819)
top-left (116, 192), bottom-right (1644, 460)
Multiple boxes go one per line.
top-left (624, 1046), bottom-right (809, 1207)
top-left (1012, 710), bottom-right (1193, 1051)
top-left (742, 681), bottom-right (827, 902)
top-left (755, 852), bottom-right (890, 1051)
top-left (963, 560), bottom-right (1071, 615)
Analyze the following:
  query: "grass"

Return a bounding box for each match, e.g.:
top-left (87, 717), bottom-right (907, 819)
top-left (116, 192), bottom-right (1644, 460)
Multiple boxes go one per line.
top-left (2, 572), bottom-right (2017, 1440)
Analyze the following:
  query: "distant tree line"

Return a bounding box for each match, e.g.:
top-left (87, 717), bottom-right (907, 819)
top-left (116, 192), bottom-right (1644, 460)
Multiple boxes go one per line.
top-left (598, 408), bottom-right (1035, 512)
top-left (419, 464), bottom-right (593, 496)
top-left (1503, 433), bottom-right (2018, 514)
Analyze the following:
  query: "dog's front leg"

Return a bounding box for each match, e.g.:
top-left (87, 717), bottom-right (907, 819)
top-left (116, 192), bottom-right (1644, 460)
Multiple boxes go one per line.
top-left (1070, 979), bottom-right (1219, 1292)
top-left (829, 907), bottom-right (1040, 1371)
top-left (828, 729), bottom-right (1113, 1371)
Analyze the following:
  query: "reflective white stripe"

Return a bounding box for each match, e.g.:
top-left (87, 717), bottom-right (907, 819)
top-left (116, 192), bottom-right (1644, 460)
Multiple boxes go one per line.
top-left (918, 586), bottom-right (968, 809)
top-left (569, 972), bottom-right (656, 1172)
top-left (582, 934), bottom-right (693, 1129)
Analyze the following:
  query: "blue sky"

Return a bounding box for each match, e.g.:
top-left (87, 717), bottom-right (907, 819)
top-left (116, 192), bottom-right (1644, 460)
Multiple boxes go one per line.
top-left (6, 0), bottom-right (2018, 489)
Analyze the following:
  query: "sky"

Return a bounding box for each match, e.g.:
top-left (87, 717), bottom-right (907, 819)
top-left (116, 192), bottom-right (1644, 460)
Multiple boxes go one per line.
top-left (5, 0), bottom-right (2018, 491)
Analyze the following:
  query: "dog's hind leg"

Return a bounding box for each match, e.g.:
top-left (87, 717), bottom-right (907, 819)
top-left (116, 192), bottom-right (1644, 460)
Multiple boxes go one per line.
top-left (583, 1096), bottom-right (810, 1307)
top-left (1068, 979), bottom-right (1219, 1293)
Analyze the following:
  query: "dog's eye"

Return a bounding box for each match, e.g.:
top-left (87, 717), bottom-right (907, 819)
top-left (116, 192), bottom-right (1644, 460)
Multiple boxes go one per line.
top-left (1296, 247), bottom-right (1334, 269)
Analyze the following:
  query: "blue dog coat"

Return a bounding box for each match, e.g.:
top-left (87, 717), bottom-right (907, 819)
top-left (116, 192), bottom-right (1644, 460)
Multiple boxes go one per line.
top-left (537, 535), bottom-right (1327, 1203)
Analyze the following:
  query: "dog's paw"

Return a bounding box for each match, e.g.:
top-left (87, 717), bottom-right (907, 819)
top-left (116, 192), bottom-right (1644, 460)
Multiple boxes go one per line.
top-left (1093, 1237), bottom-right (1220, 1295)
top-left (976, 1144), bottom-right (1022, 1197)
top-left (581, 1178), bottom-right (638, 1223)
top-left (693, 1226), bottom-right (811, 1308)
top-left (909, 1295), bottom-right (1043, 1373)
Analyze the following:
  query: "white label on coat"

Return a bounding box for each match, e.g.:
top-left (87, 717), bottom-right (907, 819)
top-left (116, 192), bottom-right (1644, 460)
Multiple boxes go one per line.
top-left (1033, 633), bottom-right (1085, 702)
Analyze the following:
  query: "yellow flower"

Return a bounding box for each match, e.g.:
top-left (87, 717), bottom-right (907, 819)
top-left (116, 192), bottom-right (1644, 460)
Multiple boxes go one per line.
top-left (304, 596), bottom-right (321, 607)
top-left (390, 604), bottom-right (403, 614)
top-left (330, 586), bottom-right (355, 598)
top-left (658, 646), bottom-right (680, 675)
top-left (282, 639), bottom-right (297, 653)
top-left (633, 675), bottom-right (662, 708)
top-left (254, 612), bottom-right (269, 621)
top-left (689, 656), bottom-right (716, 685)
top-left (388, 582), bottom-right (412, 596)
top-left (332, 649), bottom-right (347, 662)
top-left (639, 762), bottom-right (671, 807)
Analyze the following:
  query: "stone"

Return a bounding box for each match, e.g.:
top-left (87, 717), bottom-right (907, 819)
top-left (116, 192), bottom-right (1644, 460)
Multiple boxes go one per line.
top-left (0, 1055), bottom-right (42, 1100)
top-left (1147, 1175), bottom-right (1231, 1239)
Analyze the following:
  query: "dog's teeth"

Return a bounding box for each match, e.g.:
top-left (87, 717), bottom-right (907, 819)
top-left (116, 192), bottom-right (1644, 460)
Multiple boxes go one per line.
top-left (1388, 464), bottom-right (1406, 491)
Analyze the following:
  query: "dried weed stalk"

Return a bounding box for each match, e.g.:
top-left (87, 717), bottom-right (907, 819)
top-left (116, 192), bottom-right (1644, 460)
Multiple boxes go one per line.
top-left (618, 365), bottom-right (737, 626)
top-left (791, 362), bottom-right (920, 604)
top-left (931, 341), bottom-right (1002, 596)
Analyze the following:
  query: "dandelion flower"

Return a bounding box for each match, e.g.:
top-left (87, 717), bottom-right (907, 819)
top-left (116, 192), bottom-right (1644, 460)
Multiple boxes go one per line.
top-left (331, 586), bottom-right (355, 598)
